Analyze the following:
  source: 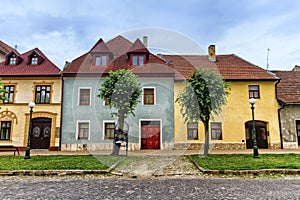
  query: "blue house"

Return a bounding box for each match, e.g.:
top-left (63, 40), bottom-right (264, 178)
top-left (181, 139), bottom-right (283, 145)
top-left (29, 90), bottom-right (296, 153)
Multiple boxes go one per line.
top-left (61, 36), bottom-right (175, 151)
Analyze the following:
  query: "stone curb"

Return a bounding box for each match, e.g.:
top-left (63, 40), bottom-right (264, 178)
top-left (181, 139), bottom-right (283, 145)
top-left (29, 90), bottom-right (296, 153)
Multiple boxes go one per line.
top-left (0, 170), bottom-right (110, 176)
top-left (187, 155), bottom-right (300, 176)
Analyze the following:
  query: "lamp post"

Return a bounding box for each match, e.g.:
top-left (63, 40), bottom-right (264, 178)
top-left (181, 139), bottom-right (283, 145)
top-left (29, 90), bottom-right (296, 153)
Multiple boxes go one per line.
top-left (249, 98), bottom-right (259, 158)
top-left (24, 102), bottom-right (35, 159)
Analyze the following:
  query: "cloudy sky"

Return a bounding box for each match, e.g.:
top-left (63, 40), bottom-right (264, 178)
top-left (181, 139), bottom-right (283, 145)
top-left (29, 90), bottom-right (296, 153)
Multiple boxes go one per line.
top-left (1, 0), bottom-right (300, 70)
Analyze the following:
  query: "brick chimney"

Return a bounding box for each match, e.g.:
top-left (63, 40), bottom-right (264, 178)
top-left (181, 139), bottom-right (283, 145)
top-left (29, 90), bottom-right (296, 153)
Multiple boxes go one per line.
top-left (208, 45), bottom-right (216, 62)
top-left (143, 36), bottom-right (148, 47)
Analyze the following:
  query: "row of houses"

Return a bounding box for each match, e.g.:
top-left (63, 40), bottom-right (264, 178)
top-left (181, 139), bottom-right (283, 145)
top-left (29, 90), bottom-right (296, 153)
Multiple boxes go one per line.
top-left (0, 35), bottom-right (299, 151)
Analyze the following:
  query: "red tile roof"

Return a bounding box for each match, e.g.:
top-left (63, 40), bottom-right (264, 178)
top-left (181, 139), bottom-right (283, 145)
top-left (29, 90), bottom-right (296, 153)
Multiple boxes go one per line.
top-left (63, 36), bottom-right (175, 76)
top-left (90, 38), bottom-right (110, 53)
top-left (272, 70), bottom-right (300, 103)
top-left (106, 35), bottom-right (132, 58)
top-left (0, 48), bottom-right (61, 76)
top-left (127, 39), bottom-right (149, 54)
top-left (162, 54), bottom-right (277, 81)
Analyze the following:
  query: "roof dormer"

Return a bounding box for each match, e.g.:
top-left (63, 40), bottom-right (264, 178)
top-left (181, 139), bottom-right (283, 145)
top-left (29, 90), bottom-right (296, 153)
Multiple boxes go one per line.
top-left (127, 39), bottom-right (150, 66)
top-left (27, 50), bottom-right (44, 65)
top-left (90, 38), bottom-right (113, 66)
top-left (5, 50), bottom-right (22, 65)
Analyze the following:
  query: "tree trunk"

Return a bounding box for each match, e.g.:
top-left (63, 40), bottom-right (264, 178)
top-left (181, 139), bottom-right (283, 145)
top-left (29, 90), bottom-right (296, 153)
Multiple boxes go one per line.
top-left (203, 120), bottom-right (210, 156)
top-left (111, 112), bottom-right (125, 155)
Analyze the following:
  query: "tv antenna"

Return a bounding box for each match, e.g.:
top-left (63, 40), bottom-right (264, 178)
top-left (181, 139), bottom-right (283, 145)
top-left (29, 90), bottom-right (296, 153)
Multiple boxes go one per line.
top-left (266, 48), bottom-right (270, 70)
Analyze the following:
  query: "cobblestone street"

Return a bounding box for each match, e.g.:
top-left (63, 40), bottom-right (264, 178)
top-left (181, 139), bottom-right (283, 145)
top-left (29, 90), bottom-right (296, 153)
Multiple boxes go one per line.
top-left (0, 176), bottom-right (299, 199)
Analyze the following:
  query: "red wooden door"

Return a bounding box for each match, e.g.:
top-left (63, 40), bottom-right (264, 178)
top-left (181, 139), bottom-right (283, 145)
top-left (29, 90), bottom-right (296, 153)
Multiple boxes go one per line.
top-left (141, 122), bottom-right (160, 149)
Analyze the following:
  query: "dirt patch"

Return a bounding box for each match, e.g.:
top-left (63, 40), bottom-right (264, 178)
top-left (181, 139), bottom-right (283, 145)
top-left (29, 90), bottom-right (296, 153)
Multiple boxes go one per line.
top-left (112, 156), bottom-right (201, 178)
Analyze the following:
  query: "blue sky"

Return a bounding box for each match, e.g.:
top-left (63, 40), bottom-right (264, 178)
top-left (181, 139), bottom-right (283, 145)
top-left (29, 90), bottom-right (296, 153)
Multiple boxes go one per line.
top-left (1, 0), bottom-right (300, 70)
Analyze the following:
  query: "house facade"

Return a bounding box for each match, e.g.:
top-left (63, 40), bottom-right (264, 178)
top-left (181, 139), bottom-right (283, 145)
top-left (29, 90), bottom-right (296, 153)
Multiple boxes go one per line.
top-left (272, 66), bottom-right (300, 149)
top-left (163, 45), bottom-right (281, 150)
top-left (0, 48), bottom-right (61, 150)
top-left (61, 36), bottom-right (175, 151)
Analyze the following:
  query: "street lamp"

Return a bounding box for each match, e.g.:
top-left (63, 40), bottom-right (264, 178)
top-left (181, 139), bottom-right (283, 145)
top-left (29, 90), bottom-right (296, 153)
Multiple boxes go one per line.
top-left (249, 98), bottom-right (259, 158)
top-left (24, 101), bottom-right (35, 159)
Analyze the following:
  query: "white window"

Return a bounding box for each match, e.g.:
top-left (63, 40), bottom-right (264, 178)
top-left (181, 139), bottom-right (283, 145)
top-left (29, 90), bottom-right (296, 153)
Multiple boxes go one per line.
top-left (31, 55), bottom-right (38, 65)
top-left (95, 56), bottom-right (107, 66)
top-left (143, 87), bottom-right (155, 105)
top-left (9, 55), bottom-right (16, 65)
top-left (103, 121), bottom-right (115, 140)
top-left (78, 87), bottom-right (91, 105)
top-left (77, 121), bottom-right (90, 140)
top-left (132, 55), bottom-right (144, 66)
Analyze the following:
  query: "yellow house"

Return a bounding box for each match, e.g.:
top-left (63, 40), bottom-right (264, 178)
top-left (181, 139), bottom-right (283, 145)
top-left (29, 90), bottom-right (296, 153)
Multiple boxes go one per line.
top-left (0, 48), bottom-right (61, 150)
top-left (163, 45), bottom-right (281, 150)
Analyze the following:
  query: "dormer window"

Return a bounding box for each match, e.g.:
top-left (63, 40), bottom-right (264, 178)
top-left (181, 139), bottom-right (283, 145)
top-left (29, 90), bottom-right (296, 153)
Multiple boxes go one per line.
top-left (31, 54), bottom-right (38, 65)
top-left (9, 55), bottom-right (16, 65)
top-left (132, 55), bottom-right (144, 66)
top-left (95, 55), bottom-right (107, 66)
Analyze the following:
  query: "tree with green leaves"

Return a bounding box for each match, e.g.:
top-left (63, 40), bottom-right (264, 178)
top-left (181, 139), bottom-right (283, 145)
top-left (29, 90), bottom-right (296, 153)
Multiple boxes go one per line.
top-left (176, 69), bottom-right (230, 156)
top-left (0, 80), bottom-right (9, 106)
top-left (98, 69), bottom-right (142, 155)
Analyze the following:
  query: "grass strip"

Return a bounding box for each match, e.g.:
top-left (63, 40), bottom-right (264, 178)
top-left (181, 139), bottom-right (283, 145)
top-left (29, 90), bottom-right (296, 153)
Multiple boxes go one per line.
top-left (0, 155), bottom-right (120, 170)
top-left (189, 154), bottom-right (300, 170)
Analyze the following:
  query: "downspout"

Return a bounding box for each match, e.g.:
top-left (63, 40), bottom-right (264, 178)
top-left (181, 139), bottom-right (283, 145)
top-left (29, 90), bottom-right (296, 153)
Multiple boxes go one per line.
top-left (275, 79), bottom-right (284, 149)
top-left (59, 73), bottom-right (64, 151)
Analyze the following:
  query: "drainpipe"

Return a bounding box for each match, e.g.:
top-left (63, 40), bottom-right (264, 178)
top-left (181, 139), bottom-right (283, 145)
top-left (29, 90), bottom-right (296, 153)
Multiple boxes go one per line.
top-left (275, 79), bottom-right (284, 149)
top-left (59, 73), bottom-right (64, 151)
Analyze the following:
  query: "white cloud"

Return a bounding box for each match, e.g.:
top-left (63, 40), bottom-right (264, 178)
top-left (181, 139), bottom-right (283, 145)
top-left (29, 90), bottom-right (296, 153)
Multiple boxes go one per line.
top-left (216, 12), bottom-right (300, 69)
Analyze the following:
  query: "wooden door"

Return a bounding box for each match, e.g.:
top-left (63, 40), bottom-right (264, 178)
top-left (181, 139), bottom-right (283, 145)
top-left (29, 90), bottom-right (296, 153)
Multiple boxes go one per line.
top-left (245, 121), bottom-right (268, 149)
top-left (30, 118), bottom-right (51, 149)
top-left (141, 121), bottom-right (160, 149)
top-left (296, 121), bottom-right (300, 146)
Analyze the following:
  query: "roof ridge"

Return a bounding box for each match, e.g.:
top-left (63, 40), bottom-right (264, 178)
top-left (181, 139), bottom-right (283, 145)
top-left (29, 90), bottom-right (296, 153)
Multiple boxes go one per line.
top-left (127, 38), bottom-right (149, 53)
top-left (89, 38), bottom-right (110, 53)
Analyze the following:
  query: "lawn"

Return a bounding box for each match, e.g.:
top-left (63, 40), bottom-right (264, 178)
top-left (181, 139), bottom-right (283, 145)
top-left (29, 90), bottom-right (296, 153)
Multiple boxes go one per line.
top-left (189, 154), bottom-right (300, 170)
top-left (0, 155), bottom-right (121, 170)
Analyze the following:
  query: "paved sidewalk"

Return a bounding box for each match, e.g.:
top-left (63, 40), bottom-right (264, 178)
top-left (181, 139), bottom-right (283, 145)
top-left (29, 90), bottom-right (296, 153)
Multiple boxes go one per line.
top-left (16, 148), bottom-right (300, 156)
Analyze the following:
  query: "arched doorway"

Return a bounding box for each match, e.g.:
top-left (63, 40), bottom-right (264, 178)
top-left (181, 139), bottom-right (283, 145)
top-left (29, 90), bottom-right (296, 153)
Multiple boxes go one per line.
top-left (245, 121), bottom-right (268, 149)
top-left (30, 117), bottom-right (52, 149)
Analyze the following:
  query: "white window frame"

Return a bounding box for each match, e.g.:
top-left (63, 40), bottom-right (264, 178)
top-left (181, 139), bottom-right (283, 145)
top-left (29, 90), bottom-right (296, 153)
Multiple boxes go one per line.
top-left (78, 87), bottom-right (92, 106)
top-left (76, 120), bottom-right (90, 140)
top-left (95, 55), bottom-right (107, 66)
top-left (142, 87), bottom-right (156, 105)
top-left (103, 120), bottom-right (116, 140)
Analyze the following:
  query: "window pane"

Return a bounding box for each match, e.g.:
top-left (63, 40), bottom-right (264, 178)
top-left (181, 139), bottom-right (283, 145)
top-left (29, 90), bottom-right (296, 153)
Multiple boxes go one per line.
top-left (211, 122), bottom-right (222, 140)
top-left (101, 56), bottom-right (107, 66)
top-left (0, 121), bottom-right (11, 140)
top-left (132, 56), bottom-right (138, 66)
top-left (35, 85), bottom-right (51, 104)
top-left (187, 123), bottom-right (198, 140)
top-left (3, 85), bottom-right (14, 104)
top-left (143, 88), bottom-right (154, 105)
top-left (248, 85), bottom-right (259, 99)
top-left (139, 56), bottom-right (144, 66)
top-left (80, 89), bottom-right (90, 105)
top-left (105, 122), bottom-right (115, 139)
top-left (249, 85), bottom-right (258, 90)
top-left (78, 122), bottom-right (89, 139)
top-left (31, 57), bottom-right (38, 65)
top-left (95, 57), bottom-right (101, 66)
